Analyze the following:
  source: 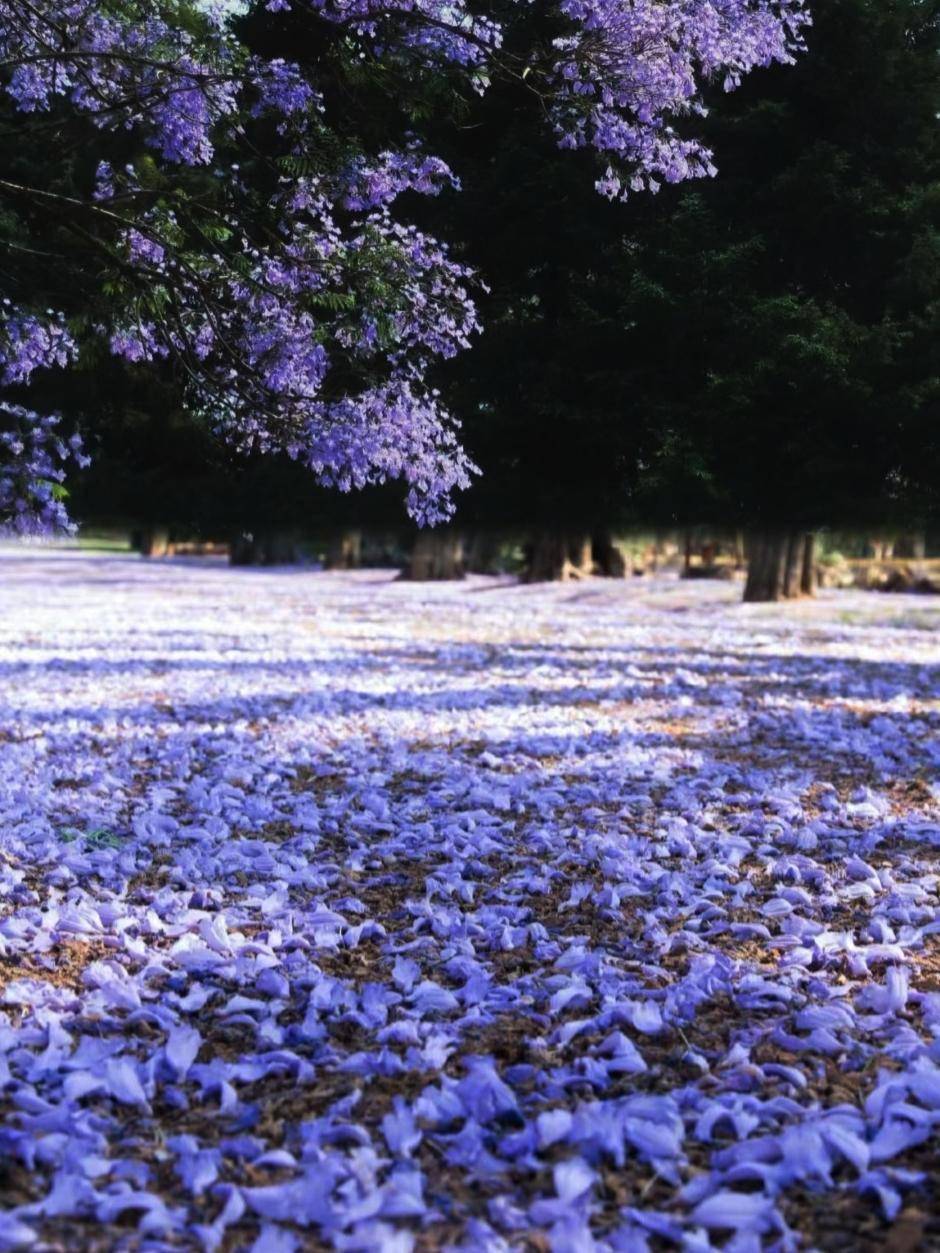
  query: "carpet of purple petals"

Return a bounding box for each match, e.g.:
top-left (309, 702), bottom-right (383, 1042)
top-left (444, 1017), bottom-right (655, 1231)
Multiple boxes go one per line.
top-left (2, 550), bottom-right (940, 1253)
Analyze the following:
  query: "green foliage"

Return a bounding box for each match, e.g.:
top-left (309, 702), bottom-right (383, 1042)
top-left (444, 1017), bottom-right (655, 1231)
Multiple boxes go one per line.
top-left (59, 827), bottom-right (124, 849)
top-left (424, 0), bottom-right (940, 531)
top-left (13, 0), bottom-right (939, 537)
top-left (616, 0), bottom-right (940, 527)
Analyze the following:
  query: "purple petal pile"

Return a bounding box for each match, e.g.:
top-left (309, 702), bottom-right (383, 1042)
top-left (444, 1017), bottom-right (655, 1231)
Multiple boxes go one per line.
top-left (1, 549), bottom-right (939, 1251)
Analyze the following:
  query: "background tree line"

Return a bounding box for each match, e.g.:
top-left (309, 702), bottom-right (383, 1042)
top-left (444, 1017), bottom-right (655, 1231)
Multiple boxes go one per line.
top-left (64, 0), bottom-right (940, 600)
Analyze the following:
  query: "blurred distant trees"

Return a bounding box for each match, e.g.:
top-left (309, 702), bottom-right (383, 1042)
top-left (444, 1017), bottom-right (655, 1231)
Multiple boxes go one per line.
top-left (421, 0), bottom-right (940, 596)
top-left (53, 0), bottom-right (940, 602)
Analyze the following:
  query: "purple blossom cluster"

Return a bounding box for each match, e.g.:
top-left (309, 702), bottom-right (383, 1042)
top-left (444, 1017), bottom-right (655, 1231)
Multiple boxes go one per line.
top-left (104, 182), bottom-right (481, 522)
top-left (0, 0), bottom-right (806, 532)
top-left (268, 0), bottom-right (809, 197)
top-left (272, 0), bottom-right (503, 68)
top-left (338, 147), bottom-right (460, 212)
top-left (0, 405), bottom-right (86, 536)
top-left (0, 310), bottom-right (85, 535)
top-left (0, 310), bottom-right (75, 388)
top-left (290, 379), bottom-right (476, 524)
top-left (0, 1), bottom-right (237, 164)
top-left (552, 0), bottom-right (810, 198)
top-left (1, 554), bottom-right (939, 1248)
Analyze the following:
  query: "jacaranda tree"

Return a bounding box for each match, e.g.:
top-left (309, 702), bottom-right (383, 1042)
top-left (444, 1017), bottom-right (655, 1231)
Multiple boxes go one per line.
top-left (0, 0), bottom-right (808, 535)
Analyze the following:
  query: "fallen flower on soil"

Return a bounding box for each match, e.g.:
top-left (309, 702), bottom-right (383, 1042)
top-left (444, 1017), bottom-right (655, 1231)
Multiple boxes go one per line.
top-left (0, 551), bottom-right (939, 1250)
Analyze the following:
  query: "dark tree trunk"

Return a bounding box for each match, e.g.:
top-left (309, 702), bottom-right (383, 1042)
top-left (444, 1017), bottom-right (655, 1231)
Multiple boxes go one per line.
top-left (230, 530), bottom-right (301, 566)
top-left (800, 533), bottom-right (817, 596)
top-left (523, 533), bottom-right (567, 582)
top-left (782, 533), bottom-right (802, 599)
top-left (268, 532), bottom-right (302, 565)
top-left (893, 532), bottom-right (927, 560)
top-left (139, 527), bottom-right (171, 558)
top-left (744, 531), bottom-right (788, 602)
top-left (325, 529), bottom-right (362, 571)
top-left (464, 532), bottom-right (502, 575)
top-left (569, 535), bottom-right (593, 575)
top-left (744, 530), bottom-right (815, 602)
top-left (522, 531), bottom-right (592, 582)
top-left (592, 533), bottom-right (629, 578)
top-left (733, 531), bottom-right (746, 570)
top-left (404, 529), bottom-right (464, 580)
top-left (683, 531), bottom-right (693, 575)
top-left (230, 533), bottom-right (259, 566)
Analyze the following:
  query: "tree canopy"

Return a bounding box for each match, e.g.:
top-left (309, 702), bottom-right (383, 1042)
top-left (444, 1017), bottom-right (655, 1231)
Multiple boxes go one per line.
top-left (620, 0), bottom-right (940, 531)
top-left (0, 0), bottom-right (806, 534)
top-left (424, 0), bottom-right (940, 538)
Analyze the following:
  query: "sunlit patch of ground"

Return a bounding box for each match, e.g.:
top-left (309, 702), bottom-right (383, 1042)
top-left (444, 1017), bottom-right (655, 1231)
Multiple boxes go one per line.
top-left (0, 549), bottom-right (939, 1250)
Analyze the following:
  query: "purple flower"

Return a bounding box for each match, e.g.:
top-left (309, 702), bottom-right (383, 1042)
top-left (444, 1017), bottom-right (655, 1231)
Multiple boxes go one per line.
top-left (691, 1189), bottom-right (778, 1234)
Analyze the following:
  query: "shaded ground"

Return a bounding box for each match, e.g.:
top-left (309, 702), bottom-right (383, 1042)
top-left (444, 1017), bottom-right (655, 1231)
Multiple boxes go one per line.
top-left (1, 550), bottom-right (939, 1252)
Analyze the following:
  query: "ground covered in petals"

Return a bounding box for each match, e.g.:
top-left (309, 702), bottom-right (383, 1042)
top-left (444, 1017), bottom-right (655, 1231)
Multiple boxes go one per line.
top-left (2, 551), bottom-right (940, 1252)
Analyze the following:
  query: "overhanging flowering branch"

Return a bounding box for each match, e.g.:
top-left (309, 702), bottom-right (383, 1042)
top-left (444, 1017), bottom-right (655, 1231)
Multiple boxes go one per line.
top-left (0, 0), bottom-right (808, 533)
